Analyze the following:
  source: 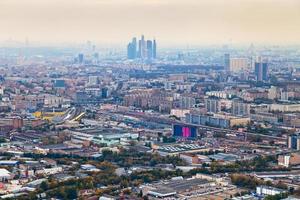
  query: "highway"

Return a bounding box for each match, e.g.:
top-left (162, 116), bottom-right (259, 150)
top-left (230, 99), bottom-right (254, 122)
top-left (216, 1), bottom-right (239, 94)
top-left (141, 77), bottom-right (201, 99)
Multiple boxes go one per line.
top-left (52, 107), bottom-right (85, 124)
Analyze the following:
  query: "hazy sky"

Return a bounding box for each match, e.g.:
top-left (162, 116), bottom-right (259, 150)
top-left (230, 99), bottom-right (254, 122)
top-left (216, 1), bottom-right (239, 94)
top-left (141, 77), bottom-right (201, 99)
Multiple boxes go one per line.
top-left (0, 0), bottom-right (300, 46)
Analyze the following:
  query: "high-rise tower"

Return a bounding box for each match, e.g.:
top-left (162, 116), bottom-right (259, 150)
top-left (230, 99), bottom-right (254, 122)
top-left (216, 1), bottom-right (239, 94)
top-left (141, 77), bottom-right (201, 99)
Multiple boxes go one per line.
top-left (146, 40), bottom-right (153, 60)
top-left (153, 39), bottom-right (157, 59)
top-left (224, 53), bottom-right (230, 72)
top-left (255, 57), bottom-right (268, 82)
top-left (127, 37), bottom-right (137, 59)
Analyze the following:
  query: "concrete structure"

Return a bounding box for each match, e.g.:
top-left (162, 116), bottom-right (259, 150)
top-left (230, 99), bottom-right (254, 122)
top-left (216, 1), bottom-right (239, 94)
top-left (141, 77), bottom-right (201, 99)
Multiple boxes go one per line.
top-left (270, 103), bottom-right (300, 112)
top-left (288, 134), bottom-right (300, 150)
top-left (70, 131), bottom-right (94, 146)
top-left (281, 91), bottom-right (290, 101)
top-left (206, 91), bottom-right (234, 99)
top-left (232, 99), bottom-right (250, 116)
top-left (205, 98), bottom-right (220, 113)
top-left (250, 112), bottom-right (278, 124)
top-left (283, 114), bottom-right (300, 127)
top-left (209, 153), bottom-right (240, 163)
top-left (143, 178), bottom-right (211, 199)
top-left (170, 109), bottom-right (190, 119)
top-left (88, 76), bottom-right (99, 86)
top-left (0, 169), bottom-right (12, 182)
top-left (93, 133), bottom-right (139, 146)
top-left (44, 96), bottom-right (64, 108)
top-left (254, 57), bottom-right (268, 82)
top-left (186, 113), bottom-right (250, 128)
top-left (179, 96), bottom-right (195, 109)
top-left (224, 53), bottom-right (230, 72)
top-left (229, 58), bottom-right (248, 73)
top-left (35, 167), bottom-right (63, 176)
top-left (180, 153), bottom-right (202, 165)
top-left (256, 186), bottom-right (286, 196)
top-left (268, 86), bottom-right (279, 100)
top-left (278, 153), bottom-right (300, 167)
top-left (0, 118), bottom-right (24, 129)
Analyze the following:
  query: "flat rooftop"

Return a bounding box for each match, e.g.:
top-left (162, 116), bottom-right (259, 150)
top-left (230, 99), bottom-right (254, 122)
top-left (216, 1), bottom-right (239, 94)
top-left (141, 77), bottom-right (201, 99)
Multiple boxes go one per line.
top-left (158, 144), bottom-right (205, 153)
top-left (152, 178), bottom-right (210, 193)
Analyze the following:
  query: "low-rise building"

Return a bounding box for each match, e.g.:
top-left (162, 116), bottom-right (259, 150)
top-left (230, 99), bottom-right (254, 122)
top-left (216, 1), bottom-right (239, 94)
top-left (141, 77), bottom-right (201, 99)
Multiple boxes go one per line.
top-left (170, 109), bottom-right (190, 119)
top-left (256, 185), bottom-right (286, 196)
top-left (35, 167), bottom-right (63, 176)
top-left (209, 153), bottom-right (240, 163)
top-left (93, 133), bottom-right (138, 147)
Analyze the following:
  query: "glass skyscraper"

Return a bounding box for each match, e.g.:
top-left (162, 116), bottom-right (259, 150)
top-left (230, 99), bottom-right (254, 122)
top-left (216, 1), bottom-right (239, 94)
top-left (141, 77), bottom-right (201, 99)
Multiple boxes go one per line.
top-left (127, 35), bottom-right (157, 60)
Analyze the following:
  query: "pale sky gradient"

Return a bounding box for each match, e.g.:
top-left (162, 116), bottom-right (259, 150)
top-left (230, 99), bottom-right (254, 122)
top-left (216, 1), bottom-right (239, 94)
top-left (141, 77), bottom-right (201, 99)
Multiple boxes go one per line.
top-left (0, 0), bottom-right (300, 46)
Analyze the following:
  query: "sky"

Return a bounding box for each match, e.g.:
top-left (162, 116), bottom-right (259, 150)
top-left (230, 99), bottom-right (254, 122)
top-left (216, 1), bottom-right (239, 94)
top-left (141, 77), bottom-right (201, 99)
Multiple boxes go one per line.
top-left (0, 0), bottom-right (300, 46)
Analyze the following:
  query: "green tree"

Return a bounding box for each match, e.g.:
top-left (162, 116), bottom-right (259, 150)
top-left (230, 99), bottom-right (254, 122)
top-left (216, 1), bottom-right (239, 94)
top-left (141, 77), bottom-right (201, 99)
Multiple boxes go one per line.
top-left (40, 181), bottom-right (49, 191)
top-left (65, 187), bottom-right (77, 199)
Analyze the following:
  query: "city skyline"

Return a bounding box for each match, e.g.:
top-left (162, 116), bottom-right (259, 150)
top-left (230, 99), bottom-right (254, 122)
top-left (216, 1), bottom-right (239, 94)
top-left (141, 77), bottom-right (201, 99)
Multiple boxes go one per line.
top-left (1, 0), bottom-right (300, 199)
top-left (127, 35), bottom-right (156, 60)
top-left (0, 0), bottom-right (300, 46)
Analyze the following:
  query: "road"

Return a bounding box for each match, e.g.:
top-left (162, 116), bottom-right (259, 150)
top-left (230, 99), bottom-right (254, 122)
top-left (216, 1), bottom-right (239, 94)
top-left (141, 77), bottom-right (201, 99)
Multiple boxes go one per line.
top-left (110, 109), bottom-right (286, 141)
top-left (52, 107), bottom-right (84, 124)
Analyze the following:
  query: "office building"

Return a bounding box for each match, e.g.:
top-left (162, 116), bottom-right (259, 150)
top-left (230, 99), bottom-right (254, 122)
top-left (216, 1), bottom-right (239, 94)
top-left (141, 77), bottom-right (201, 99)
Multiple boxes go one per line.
top-left (146, 40), bottom-right (153, 60)
top-left (255, 57), bottom-right (268, 81)
top-left (127, 37), bottom-right (137, 59)
top-left (138, 35), bottom-right (146, 59)
top-left (153, 39), bottom-right (157, 59)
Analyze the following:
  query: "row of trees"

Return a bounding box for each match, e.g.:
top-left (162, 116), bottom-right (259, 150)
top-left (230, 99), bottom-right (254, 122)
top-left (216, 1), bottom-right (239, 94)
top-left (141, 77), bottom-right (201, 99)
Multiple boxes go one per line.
top-left (100, 149), bottom-right (186, 167)
top-left (187, 155), bottom-right (280, 176)
top-left (264, 193), bottom-right (288, 200)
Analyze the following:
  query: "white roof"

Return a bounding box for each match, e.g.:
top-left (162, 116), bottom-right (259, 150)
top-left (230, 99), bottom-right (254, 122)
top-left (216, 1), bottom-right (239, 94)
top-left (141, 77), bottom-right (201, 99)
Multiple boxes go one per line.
top-left (0, 169), bottom-right (10, 177)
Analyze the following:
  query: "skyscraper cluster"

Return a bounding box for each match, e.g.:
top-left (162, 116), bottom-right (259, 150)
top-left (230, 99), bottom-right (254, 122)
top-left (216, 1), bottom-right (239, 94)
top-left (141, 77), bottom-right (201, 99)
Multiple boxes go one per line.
top-left (127, 35), bottom-right (156, 60)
